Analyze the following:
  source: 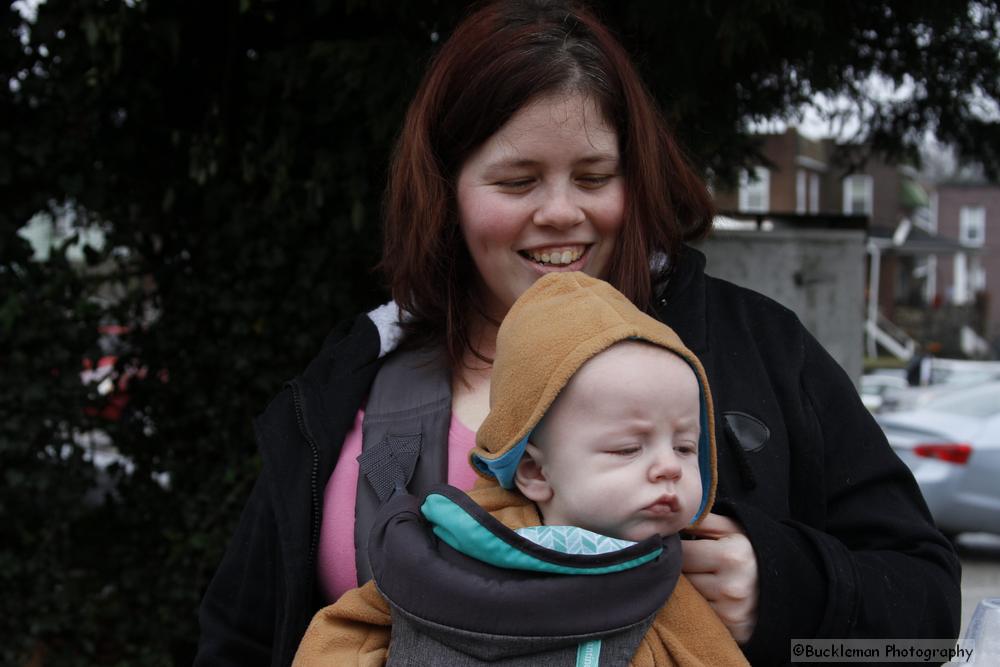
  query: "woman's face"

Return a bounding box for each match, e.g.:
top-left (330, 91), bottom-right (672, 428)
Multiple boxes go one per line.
top-left (456, 92), bottom-right (625, 321)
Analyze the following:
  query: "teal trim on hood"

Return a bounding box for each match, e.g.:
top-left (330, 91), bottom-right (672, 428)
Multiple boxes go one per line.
top-left (694, 386), bottom-right (711, 523)
top-left (470, 437), bottom-right (527, 489)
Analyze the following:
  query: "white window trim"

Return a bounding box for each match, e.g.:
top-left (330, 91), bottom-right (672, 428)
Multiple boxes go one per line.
top-left (929, 191), bottom-right (939, 233)
top-left (796, 170), bottom-right (807, 214)
top-left (953, 253), bottom-right (969, 304)
top-left (809, 173), bottom-right (820, 213)
top-left (924, 255), bottom-right (937, 303)
top-left (842, 174), bottom-right (873, 216)
top-left (795, 155), bottom-right (829, 172)
top-left (972, 259), bottom-right (986, 292)
top-left (738, 167), bottom-right (770, 213)
top-left (959, 206), bottom-right (986, 247)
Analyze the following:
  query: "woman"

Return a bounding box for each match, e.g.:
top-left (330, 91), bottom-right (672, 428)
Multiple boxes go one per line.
top-left (196, 1), bottom-right (961, 665)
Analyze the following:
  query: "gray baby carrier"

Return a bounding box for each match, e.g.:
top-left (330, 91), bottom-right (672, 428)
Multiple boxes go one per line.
top-left (354, 346), bottom-right (682, 665)
top-left (367, 484), bottom-right (682, 666)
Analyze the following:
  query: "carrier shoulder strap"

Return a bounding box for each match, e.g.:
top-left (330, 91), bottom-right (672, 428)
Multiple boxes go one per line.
top-left (354, 344), bottom-right (452, 585)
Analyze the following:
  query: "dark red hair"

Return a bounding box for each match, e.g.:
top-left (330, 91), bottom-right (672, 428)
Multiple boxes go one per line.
top-left (380, 0), bottom-right (714, 369)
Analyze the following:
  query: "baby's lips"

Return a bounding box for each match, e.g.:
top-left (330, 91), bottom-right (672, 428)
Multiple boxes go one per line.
top-left (642, 494), bottom-right (680, 515)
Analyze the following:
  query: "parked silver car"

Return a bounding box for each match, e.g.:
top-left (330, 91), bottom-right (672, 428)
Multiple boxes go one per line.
top-left (878, 359), bottom-right (1000, 414)
top-left (877, 381), bottom-right (1000, 538)
top-left (859, 370), bottom-right (908, 412)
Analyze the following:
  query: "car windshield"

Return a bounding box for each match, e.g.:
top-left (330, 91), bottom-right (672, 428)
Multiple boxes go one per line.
top-left (924, 383), bottom-right (1000, 418)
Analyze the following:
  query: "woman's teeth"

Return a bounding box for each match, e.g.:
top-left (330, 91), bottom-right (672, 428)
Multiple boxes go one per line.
top-left (523, 247), bottom-right (584, 265)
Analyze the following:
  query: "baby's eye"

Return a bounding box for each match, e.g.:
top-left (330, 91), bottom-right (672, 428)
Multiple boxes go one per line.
top-left (674, 443), bottom-right (697, 456)
top-left (608, 445), bottom-right (641, 456)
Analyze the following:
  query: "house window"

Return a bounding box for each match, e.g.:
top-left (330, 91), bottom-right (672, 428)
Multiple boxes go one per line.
top-left (959, 206), bottom-right (986, 246)
top-left (738, 167), bottom-right (770, 213)
top-left (796, 170), bottom-right (807, 214)
top-left (842, 175), bottom-right (873, 215)
top-left (809, 173), bottom-right (820, 213)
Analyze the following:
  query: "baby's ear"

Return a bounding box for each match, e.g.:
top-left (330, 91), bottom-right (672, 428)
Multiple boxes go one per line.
top-left (514, 443), bottom-right (552, 503)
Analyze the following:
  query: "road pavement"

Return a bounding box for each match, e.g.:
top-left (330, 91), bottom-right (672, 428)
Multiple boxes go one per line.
top-left (957, 533), bottom-right (1000, 637)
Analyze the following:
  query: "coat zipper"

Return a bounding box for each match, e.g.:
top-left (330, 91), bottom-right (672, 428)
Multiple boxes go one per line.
top-left (288, 379), bottom-right (322, 573)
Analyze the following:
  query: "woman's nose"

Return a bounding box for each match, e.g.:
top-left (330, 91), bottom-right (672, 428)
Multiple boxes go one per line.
top-left (532, 184), bottom-right (586, 229)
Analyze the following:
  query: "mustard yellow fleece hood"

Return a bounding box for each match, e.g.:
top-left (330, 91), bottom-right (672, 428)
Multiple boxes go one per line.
top-left (470, 272), bottom-right (717, 527)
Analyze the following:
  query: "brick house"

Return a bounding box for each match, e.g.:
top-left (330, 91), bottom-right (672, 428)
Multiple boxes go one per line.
top-left (933, 181), bottom-right (1000, 345)
top-left (712, 128), bottom-right (987, 358)
top-left (712, 128), bottom-right (833, 215)
top-left (711, 128), bottom-right (923, 227)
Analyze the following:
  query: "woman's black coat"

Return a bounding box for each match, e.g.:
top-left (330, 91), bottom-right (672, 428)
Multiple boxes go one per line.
top-left (194, 246), bottom-right (961, 667)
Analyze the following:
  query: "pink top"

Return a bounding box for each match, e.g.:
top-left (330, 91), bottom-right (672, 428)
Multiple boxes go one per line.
top-left (317, 406), bottom-right (480, 602)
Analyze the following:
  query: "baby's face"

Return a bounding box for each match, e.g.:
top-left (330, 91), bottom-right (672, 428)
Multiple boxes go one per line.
top-left (525, 342), bottom-right (702, 541)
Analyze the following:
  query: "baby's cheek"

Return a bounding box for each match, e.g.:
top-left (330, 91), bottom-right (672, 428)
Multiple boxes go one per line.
top-left (691, 480), bottom-right (704, 507)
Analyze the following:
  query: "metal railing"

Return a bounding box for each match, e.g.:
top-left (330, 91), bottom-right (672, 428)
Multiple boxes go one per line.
top-left (865, 313), bottom-right (917, 360)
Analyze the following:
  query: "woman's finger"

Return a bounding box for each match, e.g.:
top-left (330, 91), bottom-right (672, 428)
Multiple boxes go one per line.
top-left (681, 536), bottom-right (725, 572)
top-left (684, 512), bottom-right (743, 539)
top-left (684, 572), bottom-right (722, 600)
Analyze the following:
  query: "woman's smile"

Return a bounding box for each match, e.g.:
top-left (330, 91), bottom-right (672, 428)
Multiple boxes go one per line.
top-left (518, 244), bottom-right (588, 266)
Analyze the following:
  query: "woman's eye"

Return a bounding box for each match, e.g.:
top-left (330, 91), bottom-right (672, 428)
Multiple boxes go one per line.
top-left (577, 174), bottom-right (613, 188)
top-left (496, 178), bottom-right (534, 190)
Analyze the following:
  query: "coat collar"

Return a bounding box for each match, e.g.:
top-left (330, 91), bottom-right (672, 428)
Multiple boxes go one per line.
top-left (654, 245), bottom-right (709, 355)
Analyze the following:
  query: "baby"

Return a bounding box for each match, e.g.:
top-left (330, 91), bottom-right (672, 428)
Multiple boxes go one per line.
top-left (294, 272), bottom-right (747, 666)
top-left (505, 338), bottom-right (705, 543)
top-left (474, 303), bottom-right (707, 548)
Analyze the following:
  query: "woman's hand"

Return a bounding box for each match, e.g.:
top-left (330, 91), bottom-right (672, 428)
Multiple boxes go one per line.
top-left (681, 513), bottom-right (759, 644)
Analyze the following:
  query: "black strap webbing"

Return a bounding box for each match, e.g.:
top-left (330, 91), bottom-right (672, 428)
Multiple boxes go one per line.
top-left (354, 345), bottom-right (452, 584)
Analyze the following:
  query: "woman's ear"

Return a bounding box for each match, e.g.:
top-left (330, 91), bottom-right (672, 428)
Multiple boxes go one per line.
top-left (515, 442), bottom-right (552, 503)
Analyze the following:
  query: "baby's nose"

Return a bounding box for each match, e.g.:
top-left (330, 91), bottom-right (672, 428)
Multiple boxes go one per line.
top-left (649, 449), bottom-right (682, 481)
